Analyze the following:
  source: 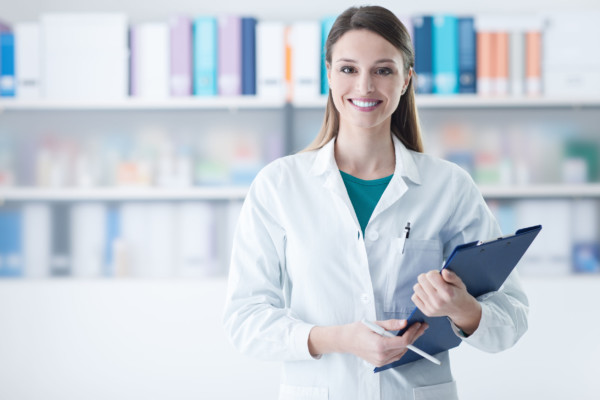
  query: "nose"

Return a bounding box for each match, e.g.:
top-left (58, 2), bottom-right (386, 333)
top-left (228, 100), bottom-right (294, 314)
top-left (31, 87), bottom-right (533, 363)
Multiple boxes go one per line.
top-left (356, 71), bottom-right (374, 95)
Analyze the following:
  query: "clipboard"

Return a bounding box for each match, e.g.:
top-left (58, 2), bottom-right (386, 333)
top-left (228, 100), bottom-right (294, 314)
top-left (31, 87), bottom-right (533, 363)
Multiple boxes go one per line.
top-left (374, 225), bottom-right (542, 372)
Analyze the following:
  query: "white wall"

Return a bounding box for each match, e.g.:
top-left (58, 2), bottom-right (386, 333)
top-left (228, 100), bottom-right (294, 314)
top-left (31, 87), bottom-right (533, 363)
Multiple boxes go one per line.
top-left (2, 0), bottom-right (600, 23)
top-left (0, 277), bottom-right (598, 400)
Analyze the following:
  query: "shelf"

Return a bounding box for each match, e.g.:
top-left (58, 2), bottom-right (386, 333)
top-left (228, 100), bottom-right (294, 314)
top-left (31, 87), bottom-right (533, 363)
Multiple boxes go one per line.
top-left (0, 186), bottom-right (249, 202)
top-left (2, 184), bottom-right (599, 202)
top-left (0, 96), bottom-right (286, 111)
top-left (3, 95), bottom-right (600, 111)
top-left (293, 95), bottom-right (600, 109)
top-left (479, 184), bottom-right (600, 199)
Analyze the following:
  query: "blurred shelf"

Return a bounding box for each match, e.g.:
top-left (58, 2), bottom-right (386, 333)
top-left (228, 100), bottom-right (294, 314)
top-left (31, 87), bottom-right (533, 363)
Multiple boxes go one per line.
top-left (0, 97), bottom-right (286, 111)
top-left (0, 186), bottom-right (249, 202)
top-left (2, 184), bottom-right (600, 202)
top-left (479, 184), bottom-right (600, 199)
top-left (293, 95), bottom-right (600, 109)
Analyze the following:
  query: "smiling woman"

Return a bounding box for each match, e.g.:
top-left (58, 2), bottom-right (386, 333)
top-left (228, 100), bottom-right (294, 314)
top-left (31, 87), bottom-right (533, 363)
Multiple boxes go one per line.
top-left (223, 5), bottom-right (529, 400)
top-left (305, 5), bottom-right (422, 155)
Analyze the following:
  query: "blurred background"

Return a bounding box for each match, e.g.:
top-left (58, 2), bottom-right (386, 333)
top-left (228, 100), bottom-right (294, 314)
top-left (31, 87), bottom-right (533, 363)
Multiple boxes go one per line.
top-left (0, 0), bottom-right (599, 399)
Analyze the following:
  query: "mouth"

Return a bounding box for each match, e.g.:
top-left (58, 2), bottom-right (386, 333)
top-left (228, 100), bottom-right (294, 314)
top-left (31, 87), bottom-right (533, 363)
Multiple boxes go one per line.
top-left (349, 98), bottom-right (383, 111)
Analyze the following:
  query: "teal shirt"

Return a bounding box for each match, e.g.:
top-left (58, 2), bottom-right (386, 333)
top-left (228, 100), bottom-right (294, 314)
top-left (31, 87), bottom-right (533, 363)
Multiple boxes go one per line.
top-left (339, 170), bottom-right (393, 235)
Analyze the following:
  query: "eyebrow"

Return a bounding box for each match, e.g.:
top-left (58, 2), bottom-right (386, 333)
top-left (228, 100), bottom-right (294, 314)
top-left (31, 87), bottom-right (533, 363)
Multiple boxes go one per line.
top-left (334, 58), bottom-right (398, 64)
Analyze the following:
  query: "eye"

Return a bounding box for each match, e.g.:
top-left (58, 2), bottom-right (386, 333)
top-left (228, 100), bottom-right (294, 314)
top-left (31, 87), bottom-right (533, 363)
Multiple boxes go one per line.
top-left (375, 68), bottom-right (393, 76)
top-left (340, 66), bottom-right (356, 74)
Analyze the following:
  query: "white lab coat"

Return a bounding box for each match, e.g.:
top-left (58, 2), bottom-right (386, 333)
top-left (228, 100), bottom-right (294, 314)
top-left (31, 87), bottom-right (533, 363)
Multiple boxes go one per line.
top-left (223, 135), bottom-right (528, 400)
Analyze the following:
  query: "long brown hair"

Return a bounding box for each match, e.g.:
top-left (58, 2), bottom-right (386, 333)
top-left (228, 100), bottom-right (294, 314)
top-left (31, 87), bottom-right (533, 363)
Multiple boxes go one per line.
top-left (303, 5), bottom-right (423, 153)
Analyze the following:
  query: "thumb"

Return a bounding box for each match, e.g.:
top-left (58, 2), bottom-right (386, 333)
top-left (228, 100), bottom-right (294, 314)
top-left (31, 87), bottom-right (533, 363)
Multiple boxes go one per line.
top-left (377, 319), bottom-right (407, 331)
top-left (442, 269), bottom-right (464, 286)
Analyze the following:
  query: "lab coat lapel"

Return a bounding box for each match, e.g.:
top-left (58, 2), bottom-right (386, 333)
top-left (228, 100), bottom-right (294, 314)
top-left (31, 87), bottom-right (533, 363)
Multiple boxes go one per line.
top-left (310, 138), bottom-right (361, 228)
top-left (370, 135), bottom-right (422, 221)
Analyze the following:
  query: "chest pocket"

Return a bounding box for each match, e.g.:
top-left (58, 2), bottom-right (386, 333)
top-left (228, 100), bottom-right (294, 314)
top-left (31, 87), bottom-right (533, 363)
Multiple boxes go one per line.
top-left (384, 238), bottom-right (443, 316)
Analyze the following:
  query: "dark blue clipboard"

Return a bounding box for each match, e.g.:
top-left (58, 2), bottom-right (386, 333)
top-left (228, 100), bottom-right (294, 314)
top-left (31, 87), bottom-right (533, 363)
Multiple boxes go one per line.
top-left (374, 225), bottom-right (542, 372)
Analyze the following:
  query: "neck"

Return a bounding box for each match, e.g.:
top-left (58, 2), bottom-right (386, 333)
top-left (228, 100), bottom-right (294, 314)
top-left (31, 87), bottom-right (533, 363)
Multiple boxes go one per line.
top-left (334, 122), bottom-right (395, 180)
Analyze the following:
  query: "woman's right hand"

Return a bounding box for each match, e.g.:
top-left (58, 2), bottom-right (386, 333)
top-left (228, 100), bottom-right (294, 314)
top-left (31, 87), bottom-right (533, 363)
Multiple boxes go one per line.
top-left (341, 319), bottom-right (428, 367)
top-left (309, 319), bottom-right (428, 366)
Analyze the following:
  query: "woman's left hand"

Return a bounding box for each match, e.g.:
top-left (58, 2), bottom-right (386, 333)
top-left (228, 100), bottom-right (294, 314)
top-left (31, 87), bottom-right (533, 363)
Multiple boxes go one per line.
top-left (411, 269), bottom-right (482, 335)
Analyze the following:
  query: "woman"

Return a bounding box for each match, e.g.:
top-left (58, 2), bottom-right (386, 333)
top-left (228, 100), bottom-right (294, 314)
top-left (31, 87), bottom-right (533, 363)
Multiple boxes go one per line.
top-left (223, 5), bottom-right (528, 399)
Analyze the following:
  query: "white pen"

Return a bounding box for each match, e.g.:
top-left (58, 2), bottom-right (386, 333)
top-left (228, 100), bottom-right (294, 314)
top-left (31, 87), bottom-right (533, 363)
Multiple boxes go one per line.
top-left (361, 319), bottom-right (442, 366)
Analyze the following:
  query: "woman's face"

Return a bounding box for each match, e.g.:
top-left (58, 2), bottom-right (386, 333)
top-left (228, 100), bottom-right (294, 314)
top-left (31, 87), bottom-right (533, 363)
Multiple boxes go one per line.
top-left (327, 29), bottom-right (411, 134)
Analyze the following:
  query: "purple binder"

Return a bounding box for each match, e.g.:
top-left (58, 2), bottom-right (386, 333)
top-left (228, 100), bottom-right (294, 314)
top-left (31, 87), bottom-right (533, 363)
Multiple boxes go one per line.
top-left (170, 16), bottom-right (192, 96)
top-left (218, 15), bottom-right (241, 96)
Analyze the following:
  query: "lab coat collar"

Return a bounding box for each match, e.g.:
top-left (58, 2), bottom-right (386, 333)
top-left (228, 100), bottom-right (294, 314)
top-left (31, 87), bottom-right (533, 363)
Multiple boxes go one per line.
top-left (309, 134), bottom-right (422, 186)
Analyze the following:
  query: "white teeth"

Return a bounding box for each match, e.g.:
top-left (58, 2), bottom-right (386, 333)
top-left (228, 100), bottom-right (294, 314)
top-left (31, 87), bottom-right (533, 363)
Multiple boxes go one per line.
top-left (351, 99), bottom-right (378, 108)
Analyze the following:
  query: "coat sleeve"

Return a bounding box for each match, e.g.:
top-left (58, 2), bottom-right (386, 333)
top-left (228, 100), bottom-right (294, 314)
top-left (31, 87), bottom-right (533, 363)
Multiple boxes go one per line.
top-left (222, 166), bottom-right (316, 361)
top-left (443, 165), bottom-right (529, 352)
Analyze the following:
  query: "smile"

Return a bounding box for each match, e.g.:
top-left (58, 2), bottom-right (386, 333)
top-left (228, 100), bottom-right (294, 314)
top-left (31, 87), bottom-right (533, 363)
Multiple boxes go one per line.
top-left (349, 99), bottom-right (382, 110)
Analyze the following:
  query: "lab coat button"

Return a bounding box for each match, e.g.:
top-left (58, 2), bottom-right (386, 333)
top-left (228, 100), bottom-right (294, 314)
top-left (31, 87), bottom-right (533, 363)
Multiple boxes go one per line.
top-left (360, 293), bottom-right (370, 304)
top-left (367, 231), bottom-right (379, 241)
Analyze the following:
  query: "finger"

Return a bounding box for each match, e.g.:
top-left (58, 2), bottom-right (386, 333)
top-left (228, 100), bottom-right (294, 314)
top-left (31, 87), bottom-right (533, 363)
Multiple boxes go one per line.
top-left (411, 293), bottom-right (429, 314)
top-left (442, 269), bottom-right (466, 289)
top-left (424, 270), bottom-right (448, 291)
top-left (404, 322), bottom-right (428, 344)
top-left (418, 272), bottom-right (441, 295)
top-left (377, 319), bottom-right (407, 332)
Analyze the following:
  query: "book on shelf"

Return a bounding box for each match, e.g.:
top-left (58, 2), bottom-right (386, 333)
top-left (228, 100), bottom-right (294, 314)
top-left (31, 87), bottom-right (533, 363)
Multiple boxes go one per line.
top-left (177, 202), bottom-right (217, 277)
top-left (412, 15), bottom-right (433, 94)
top-left (432, 15), bottom-right (459, 95)
top-left (256, 21), bottom-right (285, 99)
top-left (457, 17), bottom-right (476, 94)
top-left (289, 21), bottom-right (321, 102)
top-left (50, 204), bottom-right (71, 276)
top-left (0, 30), bottom-right (15, 97)
top-left (130, 22), bottom-right (170, 98)
top-left (543, 12), bottom-right (600, 97)
top-left (40, 13), bottom-right (129, 100)
top-left (14, 22), bottom-right (41, 99)
top-left (23, 203), bottom-right (51, 278)
top-left (571, 200), bottom-right (600, 273)
top-left (0, 207), bottom-right (23, 277)
top-left (71, 203), bottom-right (106, 278)
top-left (192, 16), bottom-right (218, 96)
top-left (241, 17), bottom-right (257, 96)
top-left (320, 16), bottom-right (336, 95)
top-left (169, 16), bottom-right (193, 97)
top-left (218, 15), bottom-right (242, 96)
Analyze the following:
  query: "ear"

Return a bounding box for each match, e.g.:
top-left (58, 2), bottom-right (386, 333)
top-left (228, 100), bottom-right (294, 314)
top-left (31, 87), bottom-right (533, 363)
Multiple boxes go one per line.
top-left (403, 67), bottom-right (413, 93)
top-left (326, 62), bottom-right (332, 86)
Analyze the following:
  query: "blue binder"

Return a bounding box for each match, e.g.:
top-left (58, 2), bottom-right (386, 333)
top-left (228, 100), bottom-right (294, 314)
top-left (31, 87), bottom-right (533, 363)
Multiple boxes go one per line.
top-left (241, 17), bottom-right (257, 95)
top-left (374, 225), bottom-right (542, 372)
top-left (412, 16), bottom-right (433, 94)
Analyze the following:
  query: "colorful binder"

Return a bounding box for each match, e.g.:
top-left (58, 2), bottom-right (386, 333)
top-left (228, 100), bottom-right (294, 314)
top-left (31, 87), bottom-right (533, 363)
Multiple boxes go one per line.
top-left (169, 16), bottom-right (193, 96)
top-left (218, 15), bottom-right (242, 96)
top-left (241, 17), bottom-right (257, 95)
top-left (432, 15), bottom-right (458, 94)
top-left (412, 16), bottom-right (433, 94)
top-left (193, 17), bottom-right (218, 96)
top-left (457, 17), bottom-right (476, 94)
top-left (0, 31), bottom-right (15, 97)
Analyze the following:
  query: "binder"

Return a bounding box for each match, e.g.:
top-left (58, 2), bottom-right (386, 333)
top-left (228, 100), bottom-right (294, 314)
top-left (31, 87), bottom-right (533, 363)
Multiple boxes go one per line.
top-left (256, 21), bottom-right (285, 99)
top-left (130, 22), bottom-right (170, 98)
top-left (241, 17), bottom-right (257, 95)
top-left (193, 16), bottom-right (218, 96)
top-left (457, 17), bottom-right (476, 94)
top-left (169, 16), bottom-right (193, 97)
top-left (218, 15), bottom-right (242, 96)
top-left (14, 22), bottom-right (41, 99)
top-left (412, 15), bottom-right (433, 94)
top-left (320, 17), bottom-right (336, 95)
top-left (432, 15), bottom-right (458, 95)
top-left (0, 31), bottom-right (15, 97)
top-left (374, 225), bottom-right (542, 372)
